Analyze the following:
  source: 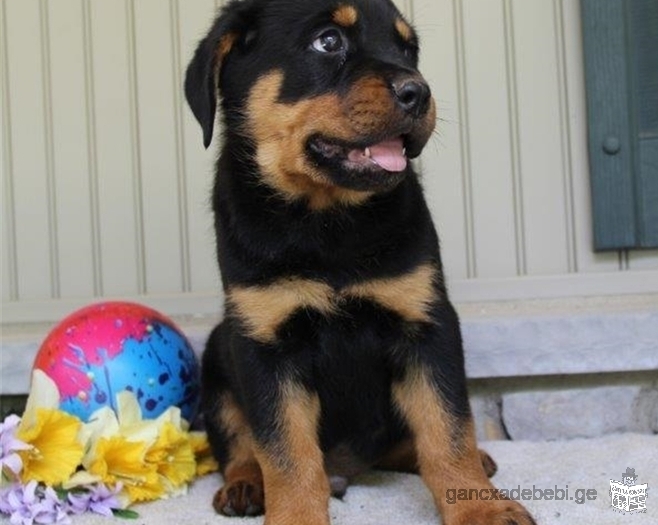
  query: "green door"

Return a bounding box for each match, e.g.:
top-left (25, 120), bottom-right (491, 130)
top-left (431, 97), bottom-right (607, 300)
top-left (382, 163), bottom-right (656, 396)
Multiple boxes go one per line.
top-left (581, 0), bottom-right (658, 250)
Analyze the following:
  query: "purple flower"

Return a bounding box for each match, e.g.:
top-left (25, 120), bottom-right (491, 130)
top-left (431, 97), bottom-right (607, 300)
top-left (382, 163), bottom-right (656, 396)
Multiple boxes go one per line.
top-left (0, 415), bottom-right (32, 479)
top-left (66, 483), bottom-right (123, 518)
top-left (0, 481), bottom-right (70, 525)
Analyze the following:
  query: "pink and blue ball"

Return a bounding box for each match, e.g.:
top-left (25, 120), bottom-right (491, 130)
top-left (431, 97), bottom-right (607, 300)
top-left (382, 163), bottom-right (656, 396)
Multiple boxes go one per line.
top-left (33, 302), bottom-right (200, 423)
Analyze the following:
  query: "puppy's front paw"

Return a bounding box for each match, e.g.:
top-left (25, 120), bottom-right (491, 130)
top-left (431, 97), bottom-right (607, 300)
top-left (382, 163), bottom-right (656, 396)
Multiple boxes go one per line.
top-left (213, 480), bottom-right (265, 517)
top-left (448, 499), bottom-right (536, 525)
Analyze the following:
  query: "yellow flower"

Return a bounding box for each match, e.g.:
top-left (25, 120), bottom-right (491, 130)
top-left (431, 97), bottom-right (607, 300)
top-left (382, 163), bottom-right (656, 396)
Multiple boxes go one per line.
top-left (145, 422), bottom-right (196, 487)
top-left (77, 389), bottom-right (212, 502)
top-left (189, 431), bottom-right (219, 476)
top-left (87, 435), bottom-right (163, 503)
top-left (16, 408), bottom-right (84, 486)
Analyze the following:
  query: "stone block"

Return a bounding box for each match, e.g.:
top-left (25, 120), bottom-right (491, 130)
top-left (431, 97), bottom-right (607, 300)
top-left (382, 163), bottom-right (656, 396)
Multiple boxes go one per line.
top-left (470, 394), bottom-right (507, 441)
top-left (502, 385), bottom-right (658, 441)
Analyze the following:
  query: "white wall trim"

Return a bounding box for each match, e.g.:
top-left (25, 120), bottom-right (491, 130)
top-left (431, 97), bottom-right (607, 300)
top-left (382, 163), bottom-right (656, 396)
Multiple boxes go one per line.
top-left (1, 292), bottom-right (224, 325)
top-left (2, 270), bottom-right (658, 325)
top-left (449, 270), bottom-right (658, 302)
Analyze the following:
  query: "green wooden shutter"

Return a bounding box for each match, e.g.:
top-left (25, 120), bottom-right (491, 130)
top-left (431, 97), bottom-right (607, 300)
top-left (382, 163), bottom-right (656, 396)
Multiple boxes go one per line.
top-left (581, 0), bottom-right (658, 250)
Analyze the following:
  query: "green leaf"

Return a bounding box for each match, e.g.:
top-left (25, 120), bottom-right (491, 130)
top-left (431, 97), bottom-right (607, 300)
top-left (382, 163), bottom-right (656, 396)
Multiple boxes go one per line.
top-left (112, 508), bottom-right (140, 520)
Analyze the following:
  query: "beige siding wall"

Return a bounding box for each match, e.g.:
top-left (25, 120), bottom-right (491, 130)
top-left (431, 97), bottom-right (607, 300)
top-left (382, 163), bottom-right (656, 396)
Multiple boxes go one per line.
top-left (2, 0), bottom-right (657, 323)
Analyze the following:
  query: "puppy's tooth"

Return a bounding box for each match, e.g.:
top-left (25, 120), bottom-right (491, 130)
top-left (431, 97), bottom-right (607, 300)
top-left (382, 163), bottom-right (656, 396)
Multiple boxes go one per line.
top-left (402, 148), bottom-right (407, 156)
top-left (365, 147), bottom-right (371, 158)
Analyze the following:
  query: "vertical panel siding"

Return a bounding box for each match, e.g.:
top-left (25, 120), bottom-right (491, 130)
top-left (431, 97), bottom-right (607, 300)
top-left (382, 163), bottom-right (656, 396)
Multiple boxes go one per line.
top-left (552, 0), bottom-right (577, 273)
top-left (511, 0), bottom-right (570, 276)
top-left (47, 0), bottom-right (96, 298)
top-left (417, 0), bottom-right (471, 281)
top-left (178, 0), bottom-right (221, 294)
top-left (1, 0), bottom-right (17, 302)
top-left (169, 0), bottom-right (191, 293)
top-left (462, 0), bottom-right (518, 278)
top-left (4, 0), bottom-right (53, 300)
top-left (90, 0), bottom-right (141, 295)
top-left (503, 0), bottom-right (527, 276)
top-left (80, 0), bottom-right (103, 296)
top-left (133, 0), bottom-right (183, 293)
top-left (1, 0), bottom-right (656, 324)
top-left (38, 0), bottom-right (60, 298)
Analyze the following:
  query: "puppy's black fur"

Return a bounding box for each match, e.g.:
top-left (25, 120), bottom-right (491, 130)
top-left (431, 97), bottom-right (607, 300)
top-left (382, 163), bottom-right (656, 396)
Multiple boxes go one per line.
top-left (185, 1), bottom-right (536, 524)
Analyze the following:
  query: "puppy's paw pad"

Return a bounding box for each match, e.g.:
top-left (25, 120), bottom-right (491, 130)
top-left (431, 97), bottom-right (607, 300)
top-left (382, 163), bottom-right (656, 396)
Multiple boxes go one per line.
top-left (213, 480), bottom-right (264, 517)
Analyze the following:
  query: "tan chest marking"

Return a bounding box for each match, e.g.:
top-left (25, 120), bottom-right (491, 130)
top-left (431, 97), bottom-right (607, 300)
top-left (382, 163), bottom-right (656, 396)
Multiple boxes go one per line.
top-left (343, 264), bottom-right (438, 323)
top-left (228, 279), bottom-right (336, 343)
top-left (228, 264), bottom-right (439, 343)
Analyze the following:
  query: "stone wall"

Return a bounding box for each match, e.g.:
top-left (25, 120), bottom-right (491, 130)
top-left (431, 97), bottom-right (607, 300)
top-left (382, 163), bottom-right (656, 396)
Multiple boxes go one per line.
top-left (470, 372), bottom-right (658, 441)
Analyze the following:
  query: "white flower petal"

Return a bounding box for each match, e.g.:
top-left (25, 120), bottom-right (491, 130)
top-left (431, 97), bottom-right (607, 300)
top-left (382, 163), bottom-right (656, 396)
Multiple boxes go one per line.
top-left (62, 470), bottom-right (102, 490)
top-left (116, 392), bottom-right (142, 427)
top-left (20, 371), bottom-right (60, 431)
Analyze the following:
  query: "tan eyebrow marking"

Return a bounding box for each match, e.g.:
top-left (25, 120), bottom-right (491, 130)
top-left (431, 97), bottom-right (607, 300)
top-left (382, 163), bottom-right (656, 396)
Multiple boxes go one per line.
top-left (395, 17), bottom-right (414, 42)
top-left (333, 4), bottom-right (358, 27)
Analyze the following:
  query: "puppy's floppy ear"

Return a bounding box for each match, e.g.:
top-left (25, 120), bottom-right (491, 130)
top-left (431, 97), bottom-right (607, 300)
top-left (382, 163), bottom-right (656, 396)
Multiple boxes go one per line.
top-left (184, 0), bottom-right (257, 148)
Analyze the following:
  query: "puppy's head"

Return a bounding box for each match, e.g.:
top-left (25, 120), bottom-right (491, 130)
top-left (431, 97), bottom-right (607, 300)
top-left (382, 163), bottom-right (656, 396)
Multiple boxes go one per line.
top-left (185, 0), bottom-right (436, 207)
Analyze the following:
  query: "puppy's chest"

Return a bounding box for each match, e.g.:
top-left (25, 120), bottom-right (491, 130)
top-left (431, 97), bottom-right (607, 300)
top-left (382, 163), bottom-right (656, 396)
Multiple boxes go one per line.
top-left (227, 264), bottom-right (439, 344)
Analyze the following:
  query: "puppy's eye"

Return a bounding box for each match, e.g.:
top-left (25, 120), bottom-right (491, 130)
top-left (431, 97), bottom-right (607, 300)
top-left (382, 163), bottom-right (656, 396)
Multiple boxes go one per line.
top-left (312, 29), bottom-right (346, 54)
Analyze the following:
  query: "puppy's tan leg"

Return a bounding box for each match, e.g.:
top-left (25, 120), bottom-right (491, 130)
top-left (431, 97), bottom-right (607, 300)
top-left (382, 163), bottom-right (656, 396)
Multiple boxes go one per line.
top-left (212, 394), bottom-right (265, 517)
top-left (393, 368), bottom-right (535, 525)
top-left (377, 439), bottom-right (498, 478)
top-left (255, 383), bottom-right (330, 525)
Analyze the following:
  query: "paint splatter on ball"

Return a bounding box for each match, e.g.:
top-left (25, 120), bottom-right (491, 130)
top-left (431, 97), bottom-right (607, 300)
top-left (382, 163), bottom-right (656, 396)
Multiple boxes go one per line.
top-left (33, 301), bottom-right (200, 423)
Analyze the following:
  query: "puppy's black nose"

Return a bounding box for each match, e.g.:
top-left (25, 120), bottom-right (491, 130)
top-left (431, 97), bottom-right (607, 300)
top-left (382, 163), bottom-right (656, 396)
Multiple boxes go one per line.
top-left (392, 78), bottom-right (431, 118)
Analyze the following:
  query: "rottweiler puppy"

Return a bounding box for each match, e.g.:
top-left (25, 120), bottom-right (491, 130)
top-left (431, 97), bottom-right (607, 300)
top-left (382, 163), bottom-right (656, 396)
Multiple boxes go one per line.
top-left (185, 1), bottom-right (536, 524)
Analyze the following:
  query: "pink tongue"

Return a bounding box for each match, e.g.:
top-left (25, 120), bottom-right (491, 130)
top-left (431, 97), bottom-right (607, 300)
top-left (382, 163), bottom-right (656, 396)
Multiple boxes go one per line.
top-left (369, 138), bottom-right (407, 172)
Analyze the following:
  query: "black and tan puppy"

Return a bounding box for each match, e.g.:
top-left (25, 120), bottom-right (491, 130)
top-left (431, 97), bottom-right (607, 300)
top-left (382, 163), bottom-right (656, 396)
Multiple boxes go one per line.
top-left (185, 1), bottom-right (536, 524)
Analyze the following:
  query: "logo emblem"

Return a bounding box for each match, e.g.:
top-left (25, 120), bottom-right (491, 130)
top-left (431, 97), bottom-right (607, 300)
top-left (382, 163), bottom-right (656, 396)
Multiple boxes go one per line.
top-left (610, 468), bottom-right (648, 514)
